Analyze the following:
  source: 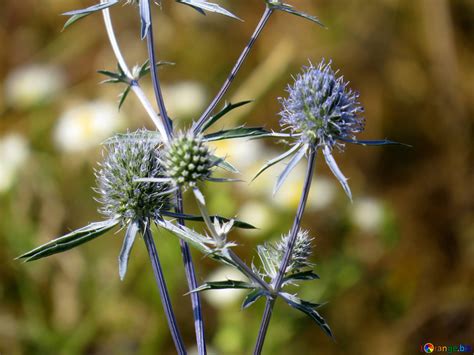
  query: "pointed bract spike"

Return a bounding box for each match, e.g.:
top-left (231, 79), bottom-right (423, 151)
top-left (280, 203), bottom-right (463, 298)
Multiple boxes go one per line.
top-left (322, 145), bottom-right (352, 201)
top-left (273, 144), bottom-right (308, 195)
top-left (252, 143), bottom-right (302, 182)
top-left (118, 220), bottom-right (140, 280)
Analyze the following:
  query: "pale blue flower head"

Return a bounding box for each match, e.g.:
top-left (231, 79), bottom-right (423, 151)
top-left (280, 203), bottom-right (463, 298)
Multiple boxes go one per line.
top-left (279, 60), bottom-right (365, 150)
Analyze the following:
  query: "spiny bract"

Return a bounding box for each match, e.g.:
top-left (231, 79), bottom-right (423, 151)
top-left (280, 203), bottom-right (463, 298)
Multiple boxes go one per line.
top-left (279, 60), bottom-right (365, 149)
top-left (163, 132), bottom-right (213, 188)
top-left (96, 129), bottom-right (172, 223)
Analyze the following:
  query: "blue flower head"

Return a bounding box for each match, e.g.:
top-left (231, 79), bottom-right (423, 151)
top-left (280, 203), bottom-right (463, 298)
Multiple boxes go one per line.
top-left (279, 60), bottom-right (365, 149)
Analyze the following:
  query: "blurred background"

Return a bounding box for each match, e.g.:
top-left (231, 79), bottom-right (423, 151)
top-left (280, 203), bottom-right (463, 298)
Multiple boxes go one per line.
top-left (1, 0), bottom-right (473, 354)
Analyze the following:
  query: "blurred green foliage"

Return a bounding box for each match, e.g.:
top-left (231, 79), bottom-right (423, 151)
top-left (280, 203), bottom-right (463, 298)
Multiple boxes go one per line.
top-left (1, 1), bottom-right (473, 354)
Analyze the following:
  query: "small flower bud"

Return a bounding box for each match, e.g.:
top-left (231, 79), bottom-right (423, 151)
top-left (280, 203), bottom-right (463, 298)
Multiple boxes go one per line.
top-left (163, 132), bottom-right (213, 188)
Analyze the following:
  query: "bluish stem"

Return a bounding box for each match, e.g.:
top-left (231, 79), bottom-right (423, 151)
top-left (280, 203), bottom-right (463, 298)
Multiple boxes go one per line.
top-left (145, 0), bottom-right (173, 137)
top-left (193, 6), bottom-right (273, 133)
top-left (253, 147), bottom-right (317, 355)
top-left (144, 3), bottom-right (206, 353)
top-left (176, 189), bottom-right (207, 355)
top-left (143, 225), bottom-right (187, 355)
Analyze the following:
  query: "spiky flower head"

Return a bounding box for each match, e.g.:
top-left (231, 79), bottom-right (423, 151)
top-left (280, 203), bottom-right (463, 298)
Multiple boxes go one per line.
top-left (96, 129), bottom-right (172, 223)
top-left (279, 60), bottom-right (364, 149)
top-left (163, 131), bottom-right (213, 189)
top-left (257, 230), bottom-right (314, 281)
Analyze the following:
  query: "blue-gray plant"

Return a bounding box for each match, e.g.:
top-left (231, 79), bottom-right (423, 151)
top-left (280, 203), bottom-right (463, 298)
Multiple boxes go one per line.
top-left (18, 1), bottom-right (405, 354)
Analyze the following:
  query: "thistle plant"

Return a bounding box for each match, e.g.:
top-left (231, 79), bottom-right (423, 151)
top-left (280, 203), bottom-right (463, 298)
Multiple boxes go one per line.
top-left (17, 1), bottom-right (406, 354)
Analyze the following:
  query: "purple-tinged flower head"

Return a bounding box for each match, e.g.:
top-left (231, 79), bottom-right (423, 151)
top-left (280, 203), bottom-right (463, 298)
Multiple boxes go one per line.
top-left (279, 60), bottom-right (365, 150)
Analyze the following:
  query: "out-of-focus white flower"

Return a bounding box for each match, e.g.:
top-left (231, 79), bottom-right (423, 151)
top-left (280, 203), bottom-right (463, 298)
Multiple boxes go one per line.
top-left (351, 197), bottom-right (385, 233)
top-left (161, 81), bottom-right (207, 118)
top-left (0, 133), bottom-right (30, 193)
top-left (210, 139), bottom-right (267, 174)
top-left (308, 176), bottom-right (337, 211)
top-left (202, 266), bottom-right (248, 309)
top-left (54, 101), bottom-right (124, 153)
top-left (4, 64), bottom-right (65, 109)
top-left (238, 201), bottom-right (274, 235)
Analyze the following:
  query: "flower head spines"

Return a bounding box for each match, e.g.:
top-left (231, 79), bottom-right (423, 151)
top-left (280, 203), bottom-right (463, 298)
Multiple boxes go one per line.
top-left (257, 230), bottom-right (314, 281)
top-left (279, 60), bottom-right (364, 149)
top-left (96, 129), bottom-right (172, 223)
top-left (163, 131), bottom-right (213, 188)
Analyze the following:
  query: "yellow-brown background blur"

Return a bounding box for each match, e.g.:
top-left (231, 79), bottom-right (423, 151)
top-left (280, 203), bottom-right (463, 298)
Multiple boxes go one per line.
top-left (0, 1), bottom-right (473, 354)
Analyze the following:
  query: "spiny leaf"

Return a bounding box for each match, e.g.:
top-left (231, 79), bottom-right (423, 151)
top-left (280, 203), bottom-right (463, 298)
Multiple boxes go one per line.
top-left (210, 155), bottom-right (240, 174)
top-left (269, 2), bottom-right (325, 27)
top-left (191, 280), bottom-right (254, 293)
top-left (283, 270), bottom-right (320, 283)
top-left (203, 126), bottom-right (272, 142)
top-left (176, 0), bottom-right (241, 21)
top-left (62, 1), bottom-right (120, 30)
top-left (159, 211), bottom-right (257, 229)
top-left (337, 137), bottom-right (411, 147)
top-left (279, 292), bottom-right (333, 339)
top-left (17, 219), bottom-right (119, 262)
top-left (198, 100), bottom-right (253, 133)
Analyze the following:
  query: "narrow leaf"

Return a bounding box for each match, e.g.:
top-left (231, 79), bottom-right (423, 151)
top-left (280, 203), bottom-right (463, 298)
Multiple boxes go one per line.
top-left (62, 1), bottom-right (120, 29)
top-left (211, 155), bottom-right (239, 174)
top-left (160, 211), bottom-right (257, 229)
top-left (242, 289), bottom-right (265, 310)
top-left (273, 144), bottom-right (308, 195)
top-left (252, 143), bottom-right (302, 181)
top-left (203, 127), bottom-right (271, 142)
top-left (192, 280), bottom-right (254, 293)
top-left (199, 100), bottom-right (253, 132)
top-left (322, 145), bottom-right (352, 201)
top-left (176, 0), bottom-right (241, 20)
top-left (283, 270), bottom-right (320, 283)
top-left (337, 137), bottom-right (411, 147)
top-left (270, 3), bottom-right (325, 27)
top-left (118, 220), bottom-right (140, 281)
top-left (17, 219), bottom-right (119, 262)
top-left (118, 86), bottom-right (132, 110)
top-left (280, 292), bottom-right (333, 339)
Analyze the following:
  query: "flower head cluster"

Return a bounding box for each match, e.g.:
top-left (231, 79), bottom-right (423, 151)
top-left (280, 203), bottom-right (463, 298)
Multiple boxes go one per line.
top-left (163, 131), bottom-right (213, 189)
top-left (257, 230), bottom-right (314, 281)
top-left (279, 60), bottom-right (364, 149)
top-left (96, 129), bottom-right (172, 223)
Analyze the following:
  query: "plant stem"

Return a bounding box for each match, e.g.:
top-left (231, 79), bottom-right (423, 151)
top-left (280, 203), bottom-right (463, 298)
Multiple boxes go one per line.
top-left (143, 225), bottom-right (187, 355)
top-left (102, 4), bottom-right (200, 352)
top-left (145, 0), bottom-right (173, 137)
top-left (143, 3), bottom-right (207, 352)
top-left (253, 147), bottom-right (317, 355)
top-left (176, 189), bottom-right (207, 355)
top-left (193, 6), bottom-right (274, 133)
top-left (101, 3), bottom-right (169, 142)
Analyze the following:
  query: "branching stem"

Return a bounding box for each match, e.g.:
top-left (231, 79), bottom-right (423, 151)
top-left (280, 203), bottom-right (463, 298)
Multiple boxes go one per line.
top-left (253, 147), bottom-right (317, 355)
top-left (193, 6), bottom-right (273, 133)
